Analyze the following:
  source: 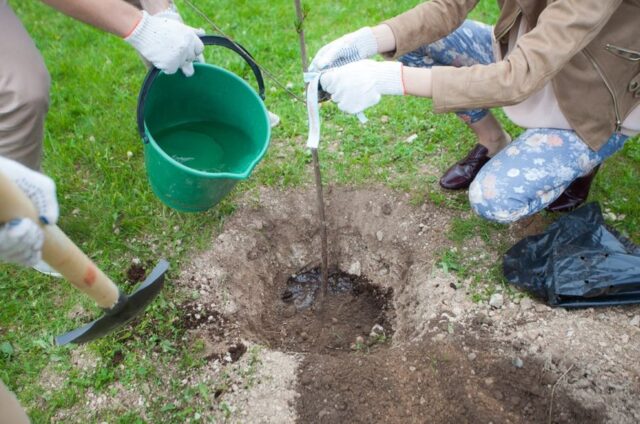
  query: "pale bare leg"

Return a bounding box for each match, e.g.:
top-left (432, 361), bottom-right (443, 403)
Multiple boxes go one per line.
top-left (468, 112), bottom-right (511, 157)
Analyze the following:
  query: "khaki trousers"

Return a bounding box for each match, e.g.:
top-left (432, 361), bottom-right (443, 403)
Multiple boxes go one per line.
top-left (0, 0), bottom-right (169, 171)
top-left (0, 0), bottom-right (51, 171)
top-left (0, 1), bottom-right (166, 421)
top-left (0, 380), bottom-right (29, 424)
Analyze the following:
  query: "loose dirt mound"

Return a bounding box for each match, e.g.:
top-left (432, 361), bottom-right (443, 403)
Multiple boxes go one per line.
top-left (297, 342), bottom-right (601, 424)
top-left (176, 186), bottom-right (640, 423)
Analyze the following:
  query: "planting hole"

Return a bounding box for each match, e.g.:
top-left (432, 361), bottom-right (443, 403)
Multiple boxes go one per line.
top-left (260, 267), bottom-right (394, 353)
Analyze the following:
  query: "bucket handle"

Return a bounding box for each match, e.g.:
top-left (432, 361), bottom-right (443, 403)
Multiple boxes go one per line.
top-left (137, 35), bottom-right (266, 143)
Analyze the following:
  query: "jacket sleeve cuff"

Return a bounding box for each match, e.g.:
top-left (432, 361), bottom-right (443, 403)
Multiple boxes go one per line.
top-left (431, 66), bottom-right (457, 113)
top-left (431, 66), bottom-right (488, 113)
top-left (380, 17), bottom-right (404, 60)
top-left (379, 0), bottom-right (478, 59)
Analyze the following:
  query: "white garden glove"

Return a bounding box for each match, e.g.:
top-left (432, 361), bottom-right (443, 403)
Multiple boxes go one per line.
top-left (309, 27), bottom-right (378, 72)
top-left (155, 4), bottom-right (205, 64)
top-left (0, 157), bottom-right (59, 225)
top-left (0, 157), bottom-right (59, 267)
top-left (320, 60), bottom-right (404, 115)
top-left (0, 219), bottom-right (45, 267)
top-left (125, 10), bottom-right (205, 77)
top-left (154, 3), bottom-right (183, 22)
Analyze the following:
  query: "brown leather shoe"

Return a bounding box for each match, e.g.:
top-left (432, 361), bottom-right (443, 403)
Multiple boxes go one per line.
top-left (439, 144), bottom-right (490, 190)
top-left (546, 165), bottom-right (600, 213)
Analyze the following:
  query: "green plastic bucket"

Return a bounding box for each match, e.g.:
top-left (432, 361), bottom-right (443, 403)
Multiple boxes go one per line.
top-left (137, 36), bottom-right (270, 212)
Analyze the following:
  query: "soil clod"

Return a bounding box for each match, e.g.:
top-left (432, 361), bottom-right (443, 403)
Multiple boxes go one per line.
top-left (227, 342), bottom-right (247, 363)
top-left (126, 263), bottom-right (146, 283)
top-left (111, 350), bottom-right (124, 366)
top-left (181, 302), bottom-right (227, 337)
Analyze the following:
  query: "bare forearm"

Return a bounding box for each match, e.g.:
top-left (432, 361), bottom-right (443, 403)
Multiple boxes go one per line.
top-left (372, 24), bottom-right (396, 54)
top-left (402, 66), bottom-right (433, 98)
top-left (40, 0), bottom-right (142, 37)
top-left (372, 24), bottom-right (432, 97)
top-left (371, 23), bottom-right (433, 98)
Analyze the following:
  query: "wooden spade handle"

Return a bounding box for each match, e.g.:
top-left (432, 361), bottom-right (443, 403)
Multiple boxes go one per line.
top-left (0, 172), bottom-right (119, 308)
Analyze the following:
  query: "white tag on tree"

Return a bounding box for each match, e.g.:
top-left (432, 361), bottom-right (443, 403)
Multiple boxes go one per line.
top-left (303, 71), bottom-right (368, 150)
top-left (304, 72), bottom-right (321, 150)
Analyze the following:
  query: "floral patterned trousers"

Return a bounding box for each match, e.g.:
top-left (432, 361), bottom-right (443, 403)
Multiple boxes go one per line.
top-left (399, 20), bottom-right (629, 223)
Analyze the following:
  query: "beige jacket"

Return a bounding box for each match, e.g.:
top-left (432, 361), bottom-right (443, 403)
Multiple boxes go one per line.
top-left (383, 0), bottom-right (640, 151)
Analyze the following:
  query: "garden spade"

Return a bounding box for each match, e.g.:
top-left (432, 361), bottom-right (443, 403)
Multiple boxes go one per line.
top-left (0, 171), bottom-right (168, 345)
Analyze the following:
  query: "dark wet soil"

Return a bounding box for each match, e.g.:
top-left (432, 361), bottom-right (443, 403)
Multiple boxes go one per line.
top-left (281, 268), bottom-right (360, 310)
top-left (260, 268), bottom-right (394, 354)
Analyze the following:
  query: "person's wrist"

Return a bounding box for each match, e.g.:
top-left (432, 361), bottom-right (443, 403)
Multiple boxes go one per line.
top-left (123, 10), bottom-right (147, 40)
top-left (355, 27), bottom-right (379, 58)
top-left (376, 61), bottom-right (405, 96)
top-left (402, 66), bottom-right (433, 98)
top-left (372, 24), bottom-right (396, 54)
top-left (122, 10), bottom-right (145, 39)
top-left (155, 4), bottom-right (183, 22)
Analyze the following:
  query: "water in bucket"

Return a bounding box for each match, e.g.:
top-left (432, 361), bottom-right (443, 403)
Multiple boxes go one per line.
top-left (154, 121), bottom-right (253, 174)
top-left (138, 36), bottom-right (270, 212)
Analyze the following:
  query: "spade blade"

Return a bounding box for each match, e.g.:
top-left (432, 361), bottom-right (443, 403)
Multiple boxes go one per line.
top-left (56, 260), bottom-right (169, 346)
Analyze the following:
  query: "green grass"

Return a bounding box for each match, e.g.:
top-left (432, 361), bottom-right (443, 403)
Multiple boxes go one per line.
top-left (1, 0), bottom-right (638, 422)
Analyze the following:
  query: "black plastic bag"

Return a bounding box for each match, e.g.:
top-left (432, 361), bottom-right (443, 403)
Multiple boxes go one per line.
top-left (503, 203), bottom-right (640, 308)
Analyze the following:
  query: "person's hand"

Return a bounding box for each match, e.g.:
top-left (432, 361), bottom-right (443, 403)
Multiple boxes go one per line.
top-left (309, 27), bottom-right (378, 72)
top-left (156, 4), bottom-right (206, 65)
top-left (0, 157), bottom-right (59, 225)
top-left (125, 11), bottom-right (204, 77)
top-left (319, 60), bottom-right (404, 115)
top-left (0, 219), bottom-right (45, 267)
top-left (155, 4), bottom-right (205, 64)
top-left (0, 157), bottom-right (59, 267)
